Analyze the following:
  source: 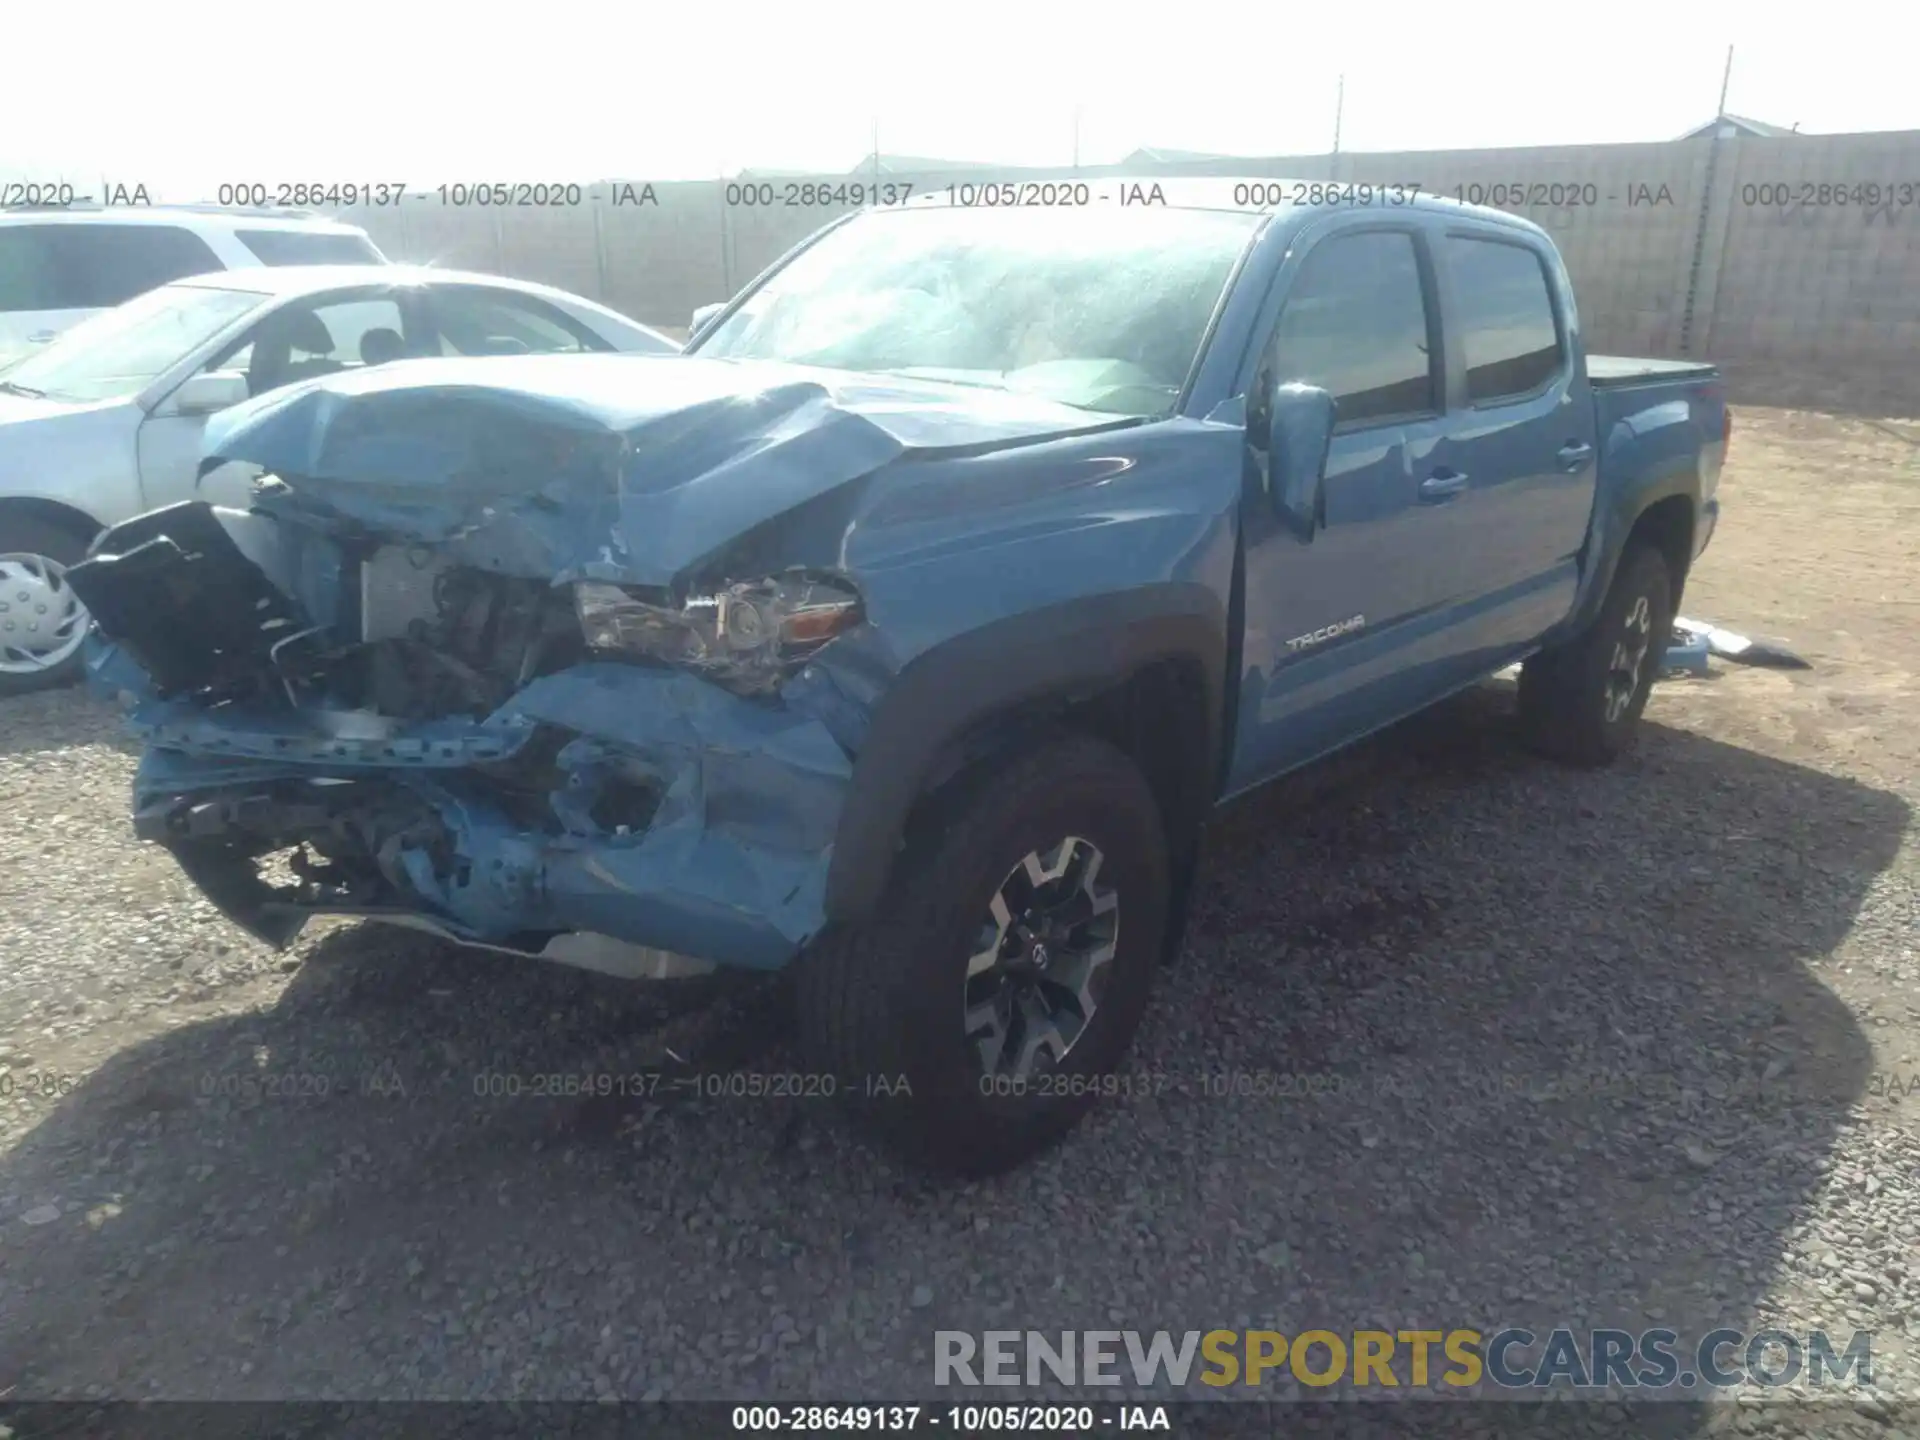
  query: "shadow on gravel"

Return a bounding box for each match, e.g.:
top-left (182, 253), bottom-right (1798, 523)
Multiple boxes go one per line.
top-left (0, 681), bottom-right (1906, 1435)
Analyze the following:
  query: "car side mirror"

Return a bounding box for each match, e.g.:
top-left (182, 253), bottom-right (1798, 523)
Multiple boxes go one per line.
top-left (165, 371), bottom-right (251, 418)
top-left (689, 302), bottom-right (726, 339)
top-left (1267, 380), bottom-right (1337, 540)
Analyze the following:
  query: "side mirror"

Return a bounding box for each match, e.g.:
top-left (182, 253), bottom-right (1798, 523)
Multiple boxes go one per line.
top-left (689, 302), bottom-right (726, 339)
top-left (1267, 380), bottom-right (1337, 540)
top-left (165, 371), bottom-right (250, 418)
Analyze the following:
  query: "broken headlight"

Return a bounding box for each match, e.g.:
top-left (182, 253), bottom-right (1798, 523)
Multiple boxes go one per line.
top-left (573, 575), bottom-right (863, 695)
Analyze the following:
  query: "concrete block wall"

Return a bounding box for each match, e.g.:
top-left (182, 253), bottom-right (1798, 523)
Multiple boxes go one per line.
top-left (334, 129), bottom-right (1920, 368)
top-left (1705, 132), bottom-right (1920, 365)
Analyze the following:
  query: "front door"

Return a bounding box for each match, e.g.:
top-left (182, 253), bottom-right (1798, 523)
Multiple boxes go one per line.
top-left (136, 288), bottom-right (422, 511)
top-left (1225, 224), bottom-right (1451, 793)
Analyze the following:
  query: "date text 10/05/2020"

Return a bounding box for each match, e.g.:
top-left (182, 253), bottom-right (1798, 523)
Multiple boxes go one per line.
top-left (730, 1406), bottom-right (1172, 1432)
top-left (14, 174), bottom-right (1920, 213)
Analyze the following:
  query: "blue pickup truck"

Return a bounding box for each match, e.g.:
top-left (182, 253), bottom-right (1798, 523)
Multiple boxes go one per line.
top-left (68, 185), bottom-right (1727, 1174)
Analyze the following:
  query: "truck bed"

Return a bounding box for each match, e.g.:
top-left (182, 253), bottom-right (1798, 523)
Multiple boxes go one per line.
top-left (1587, 355), bottom-right (1720, 388)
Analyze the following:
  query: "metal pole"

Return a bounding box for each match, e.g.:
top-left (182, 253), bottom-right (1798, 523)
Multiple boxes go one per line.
top-left (872, 119), bottom-right (881, 187)
top-left (1717, 45), bottom-right (1734, 117)
top-left (591, 197), bottom-right (608, 303)
top-left (1332, 75), bottom-right (1344, 156)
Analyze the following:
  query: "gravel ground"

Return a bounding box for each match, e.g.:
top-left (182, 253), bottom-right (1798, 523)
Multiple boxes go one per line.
top-left (2, 398), bottom-right (1919, 1438)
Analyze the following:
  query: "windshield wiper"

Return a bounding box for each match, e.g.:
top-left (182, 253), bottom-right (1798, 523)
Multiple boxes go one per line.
top-left (869, 367), bottom-right (1013, 393)
top-left (0, 381), bottom-right (47, 398)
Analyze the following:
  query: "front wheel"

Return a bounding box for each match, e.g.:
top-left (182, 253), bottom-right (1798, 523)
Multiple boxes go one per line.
top-left (798, 735), bottom-right (1169, 1176)
top-left (0, 514), bottom-right (95, 697)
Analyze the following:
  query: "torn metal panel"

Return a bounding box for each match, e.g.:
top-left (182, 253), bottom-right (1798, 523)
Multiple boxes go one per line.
top-left (111, 661), bottom-right (853, 969)
top-left (498, 664), bottom-right (853, 963)
top-left (202, 355), bottom-right (1127, 591)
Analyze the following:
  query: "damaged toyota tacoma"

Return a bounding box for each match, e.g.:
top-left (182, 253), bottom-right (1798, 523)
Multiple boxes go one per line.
top-left (69, 187), bottom-right (1727, 1175)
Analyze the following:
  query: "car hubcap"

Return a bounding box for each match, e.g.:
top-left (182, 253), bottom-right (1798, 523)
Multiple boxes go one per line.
top-left (964, 835), bottom-right (1119, 1083)
top-left (1604, 593), bottom-right (1653, 723)
top-left (0, 552), bottom-right (88, 675)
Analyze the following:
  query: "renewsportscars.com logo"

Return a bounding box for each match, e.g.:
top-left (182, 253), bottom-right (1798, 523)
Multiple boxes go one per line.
top-left (934, 1328), bottom-right (1874, 1392)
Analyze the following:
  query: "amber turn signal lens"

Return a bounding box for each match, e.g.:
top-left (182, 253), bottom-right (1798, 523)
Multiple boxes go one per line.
top-left (779, 602), bottom-right (860, 646)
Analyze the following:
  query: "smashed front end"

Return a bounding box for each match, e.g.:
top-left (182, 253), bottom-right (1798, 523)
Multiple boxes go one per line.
top-left (67, 358), bottom-right (907, 971)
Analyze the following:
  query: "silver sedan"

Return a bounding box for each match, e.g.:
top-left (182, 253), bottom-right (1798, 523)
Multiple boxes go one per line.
top-left (0, 265), bottom-right (679, 694)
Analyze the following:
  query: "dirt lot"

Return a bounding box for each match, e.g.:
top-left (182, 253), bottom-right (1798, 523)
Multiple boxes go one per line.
top-left (2, 382), bottom-right (1918, 1435)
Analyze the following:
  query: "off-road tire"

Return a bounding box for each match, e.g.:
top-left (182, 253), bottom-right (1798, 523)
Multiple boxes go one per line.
top-left (0, 513), bottom-right (94, 697)
top-left (1518, 540), bottom-right (1674, 767)
top-left (797, 734), bottom-right (1170, 1177)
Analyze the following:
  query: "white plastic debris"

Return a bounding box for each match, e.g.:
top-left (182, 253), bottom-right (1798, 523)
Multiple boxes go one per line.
top-left (1673, 616), bottom-right (1810, 670)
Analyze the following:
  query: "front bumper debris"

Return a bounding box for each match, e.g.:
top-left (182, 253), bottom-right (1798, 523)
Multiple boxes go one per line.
top-left (115, 659), bottom-right (853, 967)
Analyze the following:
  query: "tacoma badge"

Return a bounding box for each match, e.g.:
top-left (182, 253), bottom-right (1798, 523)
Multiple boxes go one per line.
top-left (1285, 615), bottom-right (1366, 652)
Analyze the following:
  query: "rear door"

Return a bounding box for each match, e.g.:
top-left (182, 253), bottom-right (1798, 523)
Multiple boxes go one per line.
top-left (1225, 221), bottom-right (1450, 791)
top-left (1415, 226), bottom-right (1598, 655)
top-left (0, 223), bottom-right (226, 360)
top-left (0, 225), bottom-right (82, 360)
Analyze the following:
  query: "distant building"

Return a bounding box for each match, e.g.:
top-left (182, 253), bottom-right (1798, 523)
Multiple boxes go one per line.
top-left (732, 156), bottom-right (1005, 181)
top-left (1678, 113), bottom-right (1800, 140)
top-left (845, 154), bottom-right (1004, 176)
top-left (1120, 147), bottom-right (1243, 166)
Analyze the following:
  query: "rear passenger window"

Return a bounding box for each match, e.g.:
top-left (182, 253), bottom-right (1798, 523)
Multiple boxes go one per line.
top-left (64, 226), bottom-right (224, 306)
top-left (1444, 236), bottom-right (1563, 403)
top-left (0, 227), bottom-right (61, 312)
top-left (237, 230), bottom-right (383, 266)
top-left (1271, 231), bottom-right (1435, 427)
top-left (0, 225), bottom-right (223, 311)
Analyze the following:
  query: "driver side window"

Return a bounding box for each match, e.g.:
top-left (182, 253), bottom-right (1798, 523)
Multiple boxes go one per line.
top-left (202, 294), bottom-right (413, 399)
top-left (1266, 230), bottom-right (1437, 431)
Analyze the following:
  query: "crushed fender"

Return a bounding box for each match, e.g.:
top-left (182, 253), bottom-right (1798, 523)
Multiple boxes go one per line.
top-left (68, 351), bottom-right (1203, 973)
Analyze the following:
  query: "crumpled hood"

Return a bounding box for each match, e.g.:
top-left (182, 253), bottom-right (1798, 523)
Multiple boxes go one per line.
top-left (202, 353), bottom-right (1127, 589)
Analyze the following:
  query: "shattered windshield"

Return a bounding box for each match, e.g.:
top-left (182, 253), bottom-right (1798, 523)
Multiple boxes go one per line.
top-left (692, 205), bottom-right (1263, 417)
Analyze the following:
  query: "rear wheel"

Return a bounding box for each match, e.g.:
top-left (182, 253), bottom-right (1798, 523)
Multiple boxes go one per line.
top-left (1518, 539), bottom-right (1673, 767)
top-left (798, 735), bottom-right (1169, 1176)
top-left (0, 514), bottom-right (94, 697)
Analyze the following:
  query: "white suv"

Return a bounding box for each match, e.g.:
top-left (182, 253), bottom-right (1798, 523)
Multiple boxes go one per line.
top-left (0, 206), bottom-right (387, 364)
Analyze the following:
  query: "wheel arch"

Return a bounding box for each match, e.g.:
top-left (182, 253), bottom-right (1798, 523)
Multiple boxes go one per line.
top-left (0, 495), bottom-right (104, 548)
top-left (1626, 493), bottom-right (1696, 614)
top-left (822, 586), bottom-right (1229, 930)
top-left (1559, 475), bottom-right (1701, 646)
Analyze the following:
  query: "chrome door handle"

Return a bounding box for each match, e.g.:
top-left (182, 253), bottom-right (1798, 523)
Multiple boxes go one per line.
top-left (1557, 441), bottom-right (1595, 471)
top-left (1419, 470), bottom-right (1469, 502)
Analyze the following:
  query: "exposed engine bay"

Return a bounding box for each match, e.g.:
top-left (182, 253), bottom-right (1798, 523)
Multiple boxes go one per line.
top-left (74, 500), bottom-right (860, 719)
top-left (70, 499), bottom-right (864, 969)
